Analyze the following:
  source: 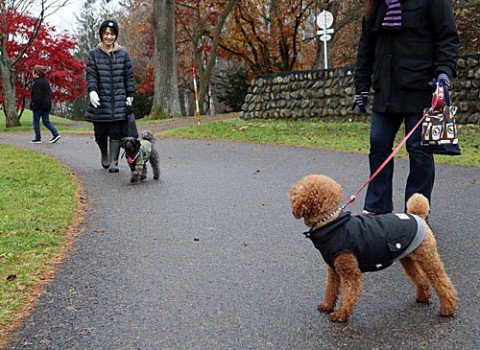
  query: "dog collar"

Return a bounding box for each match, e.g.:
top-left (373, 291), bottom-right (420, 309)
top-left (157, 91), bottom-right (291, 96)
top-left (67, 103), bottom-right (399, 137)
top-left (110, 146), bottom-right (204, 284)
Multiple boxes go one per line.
top-left (304, 208), bottom-right (341, 238)
top-left (127, 151), bottom-right (140, 164)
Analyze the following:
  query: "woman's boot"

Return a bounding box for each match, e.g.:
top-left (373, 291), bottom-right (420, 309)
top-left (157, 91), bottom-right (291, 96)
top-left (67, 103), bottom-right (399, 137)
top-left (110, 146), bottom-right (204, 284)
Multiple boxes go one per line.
top-left (108, 140), bottom-right (121, 173)
top-left (96, 139), bottom-right (110, 169)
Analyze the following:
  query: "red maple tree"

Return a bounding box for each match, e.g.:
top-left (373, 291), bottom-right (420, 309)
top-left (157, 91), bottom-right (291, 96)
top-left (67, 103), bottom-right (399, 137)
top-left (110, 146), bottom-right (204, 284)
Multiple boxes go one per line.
top-left (0, 11), bottom-right (86, 115)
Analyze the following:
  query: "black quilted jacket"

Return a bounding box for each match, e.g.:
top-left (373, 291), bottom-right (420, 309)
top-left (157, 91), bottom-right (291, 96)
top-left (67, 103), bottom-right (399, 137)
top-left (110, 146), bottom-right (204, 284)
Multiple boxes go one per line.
top-left (84, 43), bottom-right (135, 123)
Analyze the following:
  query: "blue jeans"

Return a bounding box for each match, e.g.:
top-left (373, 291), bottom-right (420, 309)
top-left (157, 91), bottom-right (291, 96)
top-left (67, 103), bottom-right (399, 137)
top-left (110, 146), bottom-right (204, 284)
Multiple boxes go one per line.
top-left (364, 112), bottom-right (435, 213)
top-left (33, 110), bottom-right (58, 141)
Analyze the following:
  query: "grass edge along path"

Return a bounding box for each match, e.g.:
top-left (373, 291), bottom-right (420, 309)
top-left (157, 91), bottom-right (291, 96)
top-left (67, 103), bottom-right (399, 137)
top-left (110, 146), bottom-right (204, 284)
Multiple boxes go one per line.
top-left (0, 144), bottom-right (84, 347)
top-left (159, 119), bottom-right (480, 167)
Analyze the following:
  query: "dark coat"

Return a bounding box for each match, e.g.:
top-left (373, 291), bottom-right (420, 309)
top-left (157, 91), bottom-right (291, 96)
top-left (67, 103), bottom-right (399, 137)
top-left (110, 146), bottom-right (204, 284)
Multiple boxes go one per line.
top-left (85, 44), bottom-right (135, 123)
top-left (30, 76), bottom-right (52, 112)
top-left (307, 212), bottom-right (421, 272)
top-left (354, 0), bottom-right (459, 114)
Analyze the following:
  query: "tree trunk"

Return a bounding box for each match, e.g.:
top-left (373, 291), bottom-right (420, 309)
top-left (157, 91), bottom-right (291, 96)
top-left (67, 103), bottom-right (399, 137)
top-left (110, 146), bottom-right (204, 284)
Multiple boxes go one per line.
top-left (0, 0), bottom-right (51, 128)
top-left (195, 0), bottom-right (238, 114)
top-left (0, 58), bottom-right (20, 127)
top-left (151, 0), bottom-right (181, 118)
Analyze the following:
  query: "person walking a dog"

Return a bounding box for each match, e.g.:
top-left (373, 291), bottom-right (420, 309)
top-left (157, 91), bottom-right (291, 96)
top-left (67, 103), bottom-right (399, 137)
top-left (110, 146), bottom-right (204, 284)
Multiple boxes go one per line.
top-left (352, 0), bottom-right (459, 215)
top-left (85, 19), bottom-right (135, 173)
top-left (30, 65), bottom-right (61, 144)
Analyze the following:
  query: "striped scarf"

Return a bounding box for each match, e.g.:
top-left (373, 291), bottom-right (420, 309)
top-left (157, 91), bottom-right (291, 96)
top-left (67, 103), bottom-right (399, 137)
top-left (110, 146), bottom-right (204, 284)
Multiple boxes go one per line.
top-left (382, 0), bottom-right (402, 29)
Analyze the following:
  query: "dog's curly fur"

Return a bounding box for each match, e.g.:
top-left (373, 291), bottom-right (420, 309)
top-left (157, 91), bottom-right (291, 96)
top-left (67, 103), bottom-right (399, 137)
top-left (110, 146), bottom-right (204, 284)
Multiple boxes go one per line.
top-left (289, 174), bottom-right (457, 322)
top-left (121, 131), bottom-right (160, 183)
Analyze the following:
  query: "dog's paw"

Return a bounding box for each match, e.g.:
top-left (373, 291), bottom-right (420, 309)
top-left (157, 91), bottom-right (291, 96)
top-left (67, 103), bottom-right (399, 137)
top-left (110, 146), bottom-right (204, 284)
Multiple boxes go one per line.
top-left (318, 303), bottom-right (335, 313)
top-left (416, 298), bottom-right (431, 304)
top-left (416, 292), bottom-right (431, 304)
top-left (329, 311), bottom-right (349, 323)
top-left (440, 300), bottom-right (456, 317)
top-left (415, 286), bottom-right (431, 304)
top-left (130, 171), bottom-right (140, 183)
top-left (153, 174), bottom-right (159, 180)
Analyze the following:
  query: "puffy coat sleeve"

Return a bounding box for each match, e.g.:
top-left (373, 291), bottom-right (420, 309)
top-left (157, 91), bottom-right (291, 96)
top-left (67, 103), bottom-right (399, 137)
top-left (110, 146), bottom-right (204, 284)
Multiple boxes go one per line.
top-left (86, 49), bottom-right (99, 93)
top-left (428, 0), bottom-right (459, 78)
top-left (124, 51), bottom-right (135, 97)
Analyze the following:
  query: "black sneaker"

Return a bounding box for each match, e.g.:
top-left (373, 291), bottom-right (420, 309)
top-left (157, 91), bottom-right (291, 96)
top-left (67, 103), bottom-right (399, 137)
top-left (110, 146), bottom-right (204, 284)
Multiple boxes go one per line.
top-left (49, 135), bottom-right (61, 143)
top-left (30, 139), bottom-right (42, 144)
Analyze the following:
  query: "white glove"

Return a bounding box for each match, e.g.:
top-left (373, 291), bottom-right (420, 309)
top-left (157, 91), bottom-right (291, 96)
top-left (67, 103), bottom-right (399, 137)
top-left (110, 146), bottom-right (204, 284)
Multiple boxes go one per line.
top-left (89, 91), bottom-right (100, 108)
top-left (126, 96), bottom-right (133, 107)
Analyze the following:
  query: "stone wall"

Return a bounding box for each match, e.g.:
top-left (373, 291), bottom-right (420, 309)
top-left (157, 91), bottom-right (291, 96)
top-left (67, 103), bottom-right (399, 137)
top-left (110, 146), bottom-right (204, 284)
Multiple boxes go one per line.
top-left (240, 54), bottom-right (480, 124)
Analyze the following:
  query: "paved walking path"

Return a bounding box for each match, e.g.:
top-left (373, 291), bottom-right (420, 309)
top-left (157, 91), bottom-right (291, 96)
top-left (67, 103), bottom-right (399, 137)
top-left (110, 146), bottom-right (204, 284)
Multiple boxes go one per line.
top-left (1, 121), bottom-right (479, 349)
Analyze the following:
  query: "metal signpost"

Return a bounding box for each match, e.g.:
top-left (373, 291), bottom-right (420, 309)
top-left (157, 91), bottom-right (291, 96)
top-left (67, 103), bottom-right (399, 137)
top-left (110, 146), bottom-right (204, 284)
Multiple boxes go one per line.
top-left (316, 10), bottom-right (335, 69)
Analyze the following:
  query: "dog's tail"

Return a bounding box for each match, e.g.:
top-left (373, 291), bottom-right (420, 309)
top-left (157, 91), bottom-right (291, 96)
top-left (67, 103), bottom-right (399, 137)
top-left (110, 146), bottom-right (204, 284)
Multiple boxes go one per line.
top-left (406, 193), bottom-right (430, 219)
top-left (142, 131), bottom-right (155, 143)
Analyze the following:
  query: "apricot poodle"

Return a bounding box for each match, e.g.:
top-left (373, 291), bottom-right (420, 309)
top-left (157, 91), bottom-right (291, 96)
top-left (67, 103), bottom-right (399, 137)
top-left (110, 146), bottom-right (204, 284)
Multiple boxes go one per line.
top-left (289, 174), bottom-right (457, 322)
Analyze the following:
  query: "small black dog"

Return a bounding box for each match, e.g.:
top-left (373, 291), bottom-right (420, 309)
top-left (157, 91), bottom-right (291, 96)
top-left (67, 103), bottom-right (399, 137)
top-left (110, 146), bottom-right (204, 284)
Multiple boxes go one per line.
top-left (121, 131), bottom-right (160, 183)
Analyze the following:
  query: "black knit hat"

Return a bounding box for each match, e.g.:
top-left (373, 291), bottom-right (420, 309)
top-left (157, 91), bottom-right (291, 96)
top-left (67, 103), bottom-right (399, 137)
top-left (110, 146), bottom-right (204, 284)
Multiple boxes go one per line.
top-left (99, 20), bottom-right (119, 38)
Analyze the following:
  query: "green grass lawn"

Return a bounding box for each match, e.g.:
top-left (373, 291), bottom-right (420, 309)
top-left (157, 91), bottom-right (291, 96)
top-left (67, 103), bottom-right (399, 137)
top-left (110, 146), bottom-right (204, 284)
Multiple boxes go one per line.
top-left (0, 109), bottom-right (91, 133)
top-left (0, 145), bottom-right (78, 338)
top-left (159, 118), bottom-right (480, 167)
top-left (0, 110), bottom-right (181, 134)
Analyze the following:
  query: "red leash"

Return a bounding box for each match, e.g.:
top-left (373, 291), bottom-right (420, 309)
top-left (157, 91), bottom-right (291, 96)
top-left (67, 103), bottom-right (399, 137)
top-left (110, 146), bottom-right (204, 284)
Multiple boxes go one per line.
top-left (341, 82), bottom-right (445, 210)
top-left (341, 107), bottom-right (433, 210)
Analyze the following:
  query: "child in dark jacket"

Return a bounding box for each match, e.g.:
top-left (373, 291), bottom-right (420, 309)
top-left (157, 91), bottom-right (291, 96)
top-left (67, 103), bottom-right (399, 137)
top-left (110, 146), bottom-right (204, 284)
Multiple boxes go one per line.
top-left (30, 65), bottom-right (61, 144)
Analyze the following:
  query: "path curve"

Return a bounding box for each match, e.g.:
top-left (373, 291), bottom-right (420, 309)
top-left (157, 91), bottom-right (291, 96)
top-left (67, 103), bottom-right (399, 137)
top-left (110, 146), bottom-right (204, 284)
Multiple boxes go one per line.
top-left (1, 122), bottom-right (478, 349)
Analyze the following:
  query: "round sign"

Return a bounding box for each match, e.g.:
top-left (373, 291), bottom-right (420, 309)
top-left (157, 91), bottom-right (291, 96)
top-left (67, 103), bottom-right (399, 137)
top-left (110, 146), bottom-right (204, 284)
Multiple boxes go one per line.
top-left (319, 34), bottom-right (332, 42)
top-left (316, 10), bottom-right (334, 29)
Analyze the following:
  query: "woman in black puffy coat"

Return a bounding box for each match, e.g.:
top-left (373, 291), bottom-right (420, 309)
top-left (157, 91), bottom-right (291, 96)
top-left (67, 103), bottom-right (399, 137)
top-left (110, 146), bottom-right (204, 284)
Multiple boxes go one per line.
top-left (85, 19), bottom-right (135, 173)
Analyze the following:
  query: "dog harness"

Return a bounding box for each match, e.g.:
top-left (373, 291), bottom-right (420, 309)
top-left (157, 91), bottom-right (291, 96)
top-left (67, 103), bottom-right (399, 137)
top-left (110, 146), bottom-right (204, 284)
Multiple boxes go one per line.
top-left (305, 211), bottom-right (426, 272)
top-left (127, 139), bottom-right (152, 170)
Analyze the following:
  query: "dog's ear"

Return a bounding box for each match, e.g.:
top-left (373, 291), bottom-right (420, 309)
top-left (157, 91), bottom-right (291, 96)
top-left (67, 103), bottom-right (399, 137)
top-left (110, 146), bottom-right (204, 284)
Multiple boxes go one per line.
top-left (120, 137), bottom-right (127, 148)
top-left (289, 184), bottom-right (308, 219)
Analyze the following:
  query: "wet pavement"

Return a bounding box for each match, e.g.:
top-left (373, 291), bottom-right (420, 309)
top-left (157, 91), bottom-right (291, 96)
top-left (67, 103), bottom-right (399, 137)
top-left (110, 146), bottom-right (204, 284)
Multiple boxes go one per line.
top-left (1, 128), bottom-right (479, 349)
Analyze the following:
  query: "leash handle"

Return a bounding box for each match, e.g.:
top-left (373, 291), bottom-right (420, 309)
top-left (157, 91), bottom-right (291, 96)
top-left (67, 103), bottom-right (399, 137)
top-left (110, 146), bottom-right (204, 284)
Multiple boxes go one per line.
top-left (341, 108), bottom-right (431, 210)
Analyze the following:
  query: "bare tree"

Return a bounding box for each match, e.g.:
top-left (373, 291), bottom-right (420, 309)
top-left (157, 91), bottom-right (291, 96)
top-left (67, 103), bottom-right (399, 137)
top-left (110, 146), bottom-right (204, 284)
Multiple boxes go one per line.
top-left (150, 0), bottom-right (181, 118)
top-left (0, 0), bottom-right (72, 127)
top-left (177, 0), bottom-right (238, 114)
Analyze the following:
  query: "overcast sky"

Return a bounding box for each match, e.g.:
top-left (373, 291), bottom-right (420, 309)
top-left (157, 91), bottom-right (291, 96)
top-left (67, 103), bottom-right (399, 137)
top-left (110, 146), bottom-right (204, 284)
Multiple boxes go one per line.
top-left (46, 0), bottom-right (120, 34)
top-left (45, 1), bottom-right (82, 33)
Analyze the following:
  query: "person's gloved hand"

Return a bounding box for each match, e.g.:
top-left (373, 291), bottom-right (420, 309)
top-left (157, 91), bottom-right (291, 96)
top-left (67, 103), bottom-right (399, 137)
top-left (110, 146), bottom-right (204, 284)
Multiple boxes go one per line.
top-left (437, 73), bottom-right (450, 88)
top-left (89, 91), bottom-right (100, 108)
top-left (437, 73), bottom-right (451, 105)
top-left (126, 96), bottom-right (133, 107)
top-left (428, 73), bottom-right (452, 110)
top-left (351, 92), bottom-right (369, 114)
